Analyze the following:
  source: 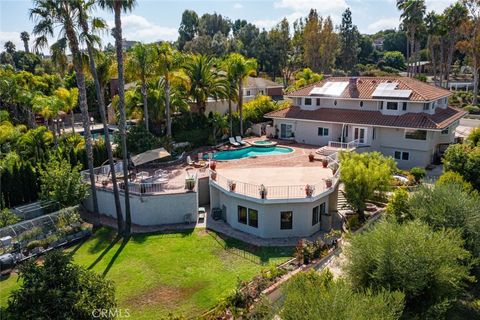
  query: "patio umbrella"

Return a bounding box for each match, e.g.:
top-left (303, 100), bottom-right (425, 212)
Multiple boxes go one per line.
top-left (130, 148), bottom-right (171, 166)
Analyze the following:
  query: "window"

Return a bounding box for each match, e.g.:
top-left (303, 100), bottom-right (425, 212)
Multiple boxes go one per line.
top-left (318, 127), bottom-right (329, 136)
top-left (441, 127), bottom-right (449, 135)
top-left (280, 123), bottom-right (294, 139)
top-left (280, 211), bottom-right (293, 230)
top-left (246, 90), bottom-right (251, 96)
top-left (386, 102), bottom-right (398, 110)
top-left (405, 129), bottom-right (427, 140)
top-left (394, 151), bottom-right (410, 161)
top-left (360, 101), bottom-right (364, 107)
top-left (402, 102), bottom-right (407, 111)
top-left (248, 209), bottom-right (258, 228)
top-left (305, 98), bottom-right (312, 106)
top-left (312, 206), bottom-right (319, 226)
top-left (319, 202), bottom-right (326, 215)
top-left (316, 98), bottom-right (321, 106)
top-left (334, 100), bottom-right (337, 106)
top-left (372, 127), bottom-right (376, 140)
top-left (423, 103), bottom-right (430, 110)
top-left (380, 101), bottom-right (384, 110)
top-left (238, 206), bottom-right (247, 224)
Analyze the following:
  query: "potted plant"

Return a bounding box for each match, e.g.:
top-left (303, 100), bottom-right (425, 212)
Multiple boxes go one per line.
top-left (211, 171), bottom-right (217, 181)
top-left (185, 177), bottom-right (196, 191)
top-left (259, 184), bottom-right (267, 199)
top-left (210, 160), bottom-right (217, 171)
top-left (305, 184), bottom-right (315, 197)
top-left (322, 158), bottom-right (328, 168)
top-left (101, 179), bottom-right (109, 187)
top-left (325, 178), bottom-right (333, 188)
top-left (228, 180), bottom-right (236, 192)
top-left (308, 152), bottom-right (315, 162)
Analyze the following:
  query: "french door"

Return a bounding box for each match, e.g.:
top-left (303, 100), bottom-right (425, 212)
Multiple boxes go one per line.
top-left (353, 127), bottom-right (368, 145)
top-left (280, 123), bottom-right (293, 139)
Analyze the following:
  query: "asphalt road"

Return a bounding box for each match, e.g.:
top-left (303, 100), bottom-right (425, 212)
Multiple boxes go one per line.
top-left (460, 117), bottom-right (480, 129)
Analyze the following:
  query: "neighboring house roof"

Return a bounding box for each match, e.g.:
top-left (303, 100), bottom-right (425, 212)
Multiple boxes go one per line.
top-left (265, 106), bottom-right (466, 130)
top-left (287, 77), bottom-right (451, 101)
top-left (246, 76), bottom-right (283, 89)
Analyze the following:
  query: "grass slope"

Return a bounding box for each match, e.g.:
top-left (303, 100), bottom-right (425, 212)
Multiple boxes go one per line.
top-left (0, 228), bottom-right (293, 319)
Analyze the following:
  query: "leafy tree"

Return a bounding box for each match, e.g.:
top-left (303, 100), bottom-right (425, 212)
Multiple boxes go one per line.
top-left (0, 208), bottom-right (21, 227)
top-left (55, 87), bottom-right (78, 134)
top-left (38, 157), bottom-right (88, 207)
top-left (287, 68), bottom-right (323, 92)
top-left (466, 127), bottom-right (480, 146)
top-left (268, 18), bottom-right (291, 81)
top-left (242, 95), bottom-right (287, 124)
top-left (436, 171), bottom-right (475, 194)
top-left (386, 188), bottom-right (410, 222)
top-left (178, 10), bottom-right (199, 50)
top-left (6, 250), bottom-right (116, 320)
top-left (338, 8), bottom-right (360, 72)
top-left (344, 220), bottom-right (472, 317)
top-left (382, 30), bottom-right (408, 56)
top-left (383, 51), bottom-right (406, 70)
top-left (4, 41), bottom-right (16, 54)
top-left (357, 35), bottom-right (374, 64)
top-left (443, 143), bottom-right (480, 190)
top-left (339, 152), bottom-right (396, 221)
top-left (198, 12), bottom-right (231, 37)
top-left (408, 183), bottom-right (480, 258)
top-left (281, 270), bottom-right (405, 320)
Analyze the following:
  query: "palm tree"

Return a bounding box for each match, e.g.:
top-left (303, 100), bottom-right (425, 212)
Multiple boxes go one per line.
top-left (76, 0), bottom-right (124, 232)
top-left (221, 56), bottom-right (239, 135)
top-left (98, 0), bottom-right (136, 236)
top-left (54, 87), bottom-right (78, 134)
top-left (224, 53), bottom-right (257, 136)
top-left (154, 43), bottom-right (185, 136)
top-left (425, 12), bottom-right (441, 84)
top-left (20, 31), bottom-right (30, 53)
top-left (184, 54), bottom-right (228, 114)
top-left (127, 43), bottom-right (155, 132)
top-left (50, 38), bottom-right (68, 76)
top-left (30, 0), bottom-right (99, 214)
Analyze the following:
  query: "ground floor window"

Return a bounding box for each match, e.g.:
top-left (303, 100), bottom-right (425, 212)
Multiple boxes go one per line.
top-left (312, 207), bottom-right (319, 225)
top-left (318, 127), bottom-right (329, 136)
top-left (320, 202), bottom-right (326, 215)
top-left (248, 209), bottom-right (258, 228)
top-left (280, 211), bottom-right (293, 230)
top-left (394, 151), bottom-right (410, 161)
top-left (238, 206), bottom-right (247, 224)
top-left (280, 123), bottom-right (293, 139)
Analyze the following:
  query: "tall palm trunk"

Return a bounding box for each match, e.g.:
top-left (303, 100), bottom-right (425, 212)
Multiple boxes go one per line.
top-left (80, 15), bottom-right (124, 232)
top-left (65, 21), bottom-right (99, 214)
top-left (473, 63), bottom-right (479, 105)
top-left (141, 78), bottom-right (149, 131)
top-left (114, 3), bottom-right (132, 236)
top-left (238, 80), bottom-right (244, 136)
top-left (165, 78), bottom-right (172, 136)
top-left (228, 91), bottom-right (233, 135)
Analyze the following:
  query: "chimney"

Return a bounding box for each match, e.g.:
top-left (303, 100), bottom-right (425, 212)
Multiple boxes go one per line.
top-left (349, 77), bottom-right (359, 97)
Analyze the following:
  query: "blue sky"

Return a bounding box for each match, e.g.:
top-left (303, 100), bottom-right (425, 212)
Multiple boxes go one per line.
top-left (1, 0), bottom-right (454, 52)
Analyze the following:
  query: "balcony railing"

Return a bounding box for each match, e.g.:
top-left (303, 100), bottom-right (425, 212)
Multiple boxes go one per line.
top-left (327, 139), bottom-right (359, 150)
top-left (210, 169), bottom-right (340, 201)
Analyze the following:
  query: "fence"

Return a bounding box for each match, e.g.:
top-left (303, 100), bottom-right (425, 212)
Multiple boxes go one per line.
top-left (327, 139), bottom-right (359, 150)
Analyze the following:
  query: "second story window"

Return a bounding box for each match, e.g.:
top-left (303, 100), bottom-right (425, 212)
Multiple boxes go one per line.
top-left (360, 101), bottom-right (364, 107)
top-left (316, 98), bottom-right (321, 106)
top-left (423, 103), bottom-right (430, 110)
top-left (405, 129), bottom-right (427, 140)
top-left (402, 102), bottom-right (407, 111)
top-left (305, 98), bottom-right (312, 106)
top-left (386, 102), bottom-right (398, 110)
top-left (334, 100), bottom-right (338, 106)
top-left (441, 127), bottom-right (449, 134)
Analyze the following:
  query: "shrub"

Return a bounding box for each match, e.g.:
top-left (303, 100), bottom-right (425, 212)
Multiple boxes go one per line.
top-left (409, 167), bottom-right (426, 183)
top-left (281, 270), bottom-right (405, 320)
top-left (0, 208), bottom-right (20, 227)
top-left (344, 220), bottom-right (472, 317)
top-left (443, 144), bottom-right (480, 190)
top-left (386, 188), bottom-right (410, 222)
top-left (436, 171), bottom-right (475, 194)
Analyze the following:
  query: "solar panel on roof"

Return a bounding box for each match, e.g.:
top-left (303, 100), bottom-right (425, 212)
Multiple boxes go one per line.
top-left (309, 81), bottom-right (348, 97)
top-left (372, 82), bottom-right (412, 99)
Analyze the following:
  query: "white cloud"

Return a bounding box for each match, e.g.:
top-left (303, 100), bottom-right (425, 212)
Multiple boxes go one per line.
top-left (274, 0), bottom-right (348, 17)
top-left (233, 3), bottom-right (243, 9)
top-left (254, 12), bottom-right (304, 31)
top-left (107, 14), bottom-right (178, 43)
top-left (366, 17), bottom-right (400, 33)
top-left (425, 0), bottom-right (453, 13)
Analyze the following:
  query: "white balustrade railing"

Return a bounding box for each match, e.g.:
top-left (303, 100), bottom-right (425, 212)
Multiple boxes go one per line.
top-left (210, 170), bottom-right (338, 200)
top-left (327, 139), bottom-right (359, 150)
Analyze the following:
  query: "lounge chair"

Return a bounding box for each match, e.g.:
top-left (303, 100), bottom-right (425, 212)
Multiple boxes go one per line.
top-left (235, 136), bottom-right (247, 145)
top-left (229, 137), bottom-right (240, 147)
top-left (186, 155), bottom-right (194, 165)
top-left (197, 152), bottom-right (203, 161)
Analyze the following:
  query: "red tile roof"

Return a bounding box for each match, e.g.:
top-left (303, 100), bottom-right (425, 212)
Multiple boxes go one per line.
top-left (265, 106), bottom-right (466, 130)
top-left (287, 76), bottom-right (451, 101)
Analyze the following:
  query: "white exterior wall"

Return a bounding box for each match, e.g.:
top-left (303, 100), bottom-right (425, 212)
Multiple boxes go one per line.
top-left (210, 186), bottom-right (338, 239)
top-left (84, 189), bottom-right (198, 226)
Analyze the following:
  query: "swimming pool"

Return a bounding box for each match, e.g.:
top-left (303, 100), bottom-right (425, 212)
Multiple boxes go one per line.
top-left (213, 146), bottom-right (293, 160)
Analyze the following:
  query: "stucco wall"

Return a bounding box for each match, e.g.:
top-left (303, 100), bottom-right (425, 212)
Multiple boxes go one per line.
top-left (84, 189), bottom-right (198, 226)
top-left (210, 185), bottom-right (339, 238)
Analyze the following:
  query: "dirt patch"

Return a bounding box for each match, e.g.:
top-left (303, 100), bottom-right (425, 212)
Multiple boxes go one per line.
top-left (125, 283), bottom-right (202, 311)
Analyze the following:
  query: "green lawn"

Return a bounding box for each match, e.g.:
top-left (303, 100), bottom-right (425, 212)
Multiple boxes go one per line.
top-left (0, 228), bottom-right (293, 318)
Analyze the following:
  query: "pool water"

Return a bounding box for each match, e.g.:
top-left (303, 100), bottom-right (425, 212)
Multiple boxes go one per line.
top-left (254, 140), bottom-right (274, 145)
top-left (213, 146), bottom-right (293, 160)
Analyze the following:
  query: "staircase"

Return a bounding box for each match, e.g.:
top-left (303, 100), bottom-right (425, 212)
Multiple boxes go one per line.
top-left (337, 185), bottom-right (354, 216)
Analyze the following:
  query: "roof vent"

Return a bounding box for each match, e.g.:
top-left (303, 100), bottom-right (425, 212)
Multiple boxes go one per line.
top-left (349, 77), bottom-right (359, 98)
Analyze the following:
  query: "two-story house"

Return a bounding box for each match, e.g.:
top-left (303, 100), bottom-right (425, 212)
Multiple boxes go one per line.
top-left (266, 77), bottom-right (467, 168)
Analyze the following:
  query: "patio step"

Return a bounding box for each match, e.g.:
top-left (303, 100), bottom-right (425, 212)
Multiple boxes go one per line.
top-left (337, 188), bottom-right (353, 213)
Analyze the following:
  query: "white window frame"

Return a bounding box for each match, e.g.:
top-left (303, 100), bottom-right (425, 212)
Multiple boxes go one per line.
top-left (318, 127), bottom-right (329, 136)
top-left (394, 151), bottom-right (410, 161)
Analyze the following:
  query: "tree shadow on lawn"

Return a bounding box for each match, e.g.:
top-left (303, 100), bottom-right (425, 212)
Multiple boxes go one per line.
top-left (130, 228), bottom-right (195, 244)
top-left (209, 231), bottom-right (294, 265)
top-left (102, 235), bottom-right (130, 278)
